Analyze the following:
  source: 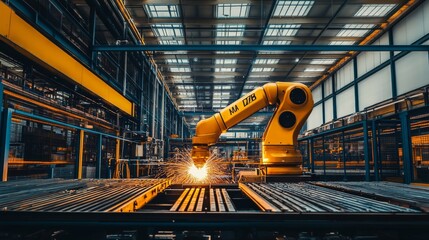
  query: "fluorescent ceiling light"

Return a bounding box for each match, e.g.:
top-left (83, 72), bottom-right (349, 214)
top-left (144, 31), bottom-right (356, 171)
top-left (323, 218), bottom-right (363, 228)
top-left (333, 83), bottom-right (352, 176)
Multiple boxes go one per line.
top-left (305, 68), bottom-right (325, 72)
top-left (216, 3), bottom-right (250, 18)
top-left (254, 59), bottom-right (280, 64)
top-left (274, 1), bottom-right (314, 17)
top-left (152, 24), bottom-right (183, 37)
top-left (177, 85), bottom-right (194, 90)
top-left (310, 59), bottom-right (336, 64)
top-left (216, 24), bottom-right (245, 37)
top-left (252, 67), bottom-right (274, 72)
top-left (145, 5), bottom-right (180, 18)
top-left (215, 59), bottom-right (237, 64)
top-left (336, 24), bottom-right (374, 37)
top-left (355, 4), bottom-right (396, 17)
top-left (214, 85), bottom-right (232, 90)
top-left (265, 24), bottom-right (300, 36)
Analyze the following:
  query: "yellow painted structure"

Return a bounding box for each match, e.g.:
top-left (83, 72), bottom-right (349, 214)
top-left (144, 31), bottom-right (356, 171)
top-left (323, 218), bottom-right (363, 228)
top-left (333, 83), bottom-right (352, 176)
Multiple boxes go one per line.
top-left (0, 2), bottom-right (133, 115)
top-left (77, 130), bottom-right (84, 179)
top-left (192, 82), bottom-right (314, 174)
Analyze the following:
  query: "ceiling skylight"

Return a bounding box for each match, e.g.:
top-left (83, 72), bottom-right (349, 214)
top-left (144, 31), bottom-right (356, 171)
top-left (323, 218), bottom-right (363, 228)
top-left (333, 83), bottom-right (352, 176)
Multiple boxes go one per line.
top-left (159, 40), bottom-right (183, 45)
top-left (216, 4), bottom-right (250, 18)
top-left (265, 24), bottom-right (300, 36)
top-left (216, 51), bottom-right (240, 54)
top-left (152, 24), bottom-right (183, 37)
top-left (336, 24), bottom-right (375, 37)
top-left (216, 24), bottom-right (245, 37)
top-left (170, 67), bottom-right (191, 72)
top-left (254, 59), bottom-right (280, 64)
top-left (310, 59), bottom-right (336, 65)
top-left (274, 1), bottom-right (314, 17)
top-left (252, 67), bottom-right (274, 72)
top-left (216, 40), bottom-right (241, 45)
top-left (215, 68), bottom-right (236, 72)
top-left (329, 41), bottom-right (356, 45)
top-left (355, 4), bottom-right (396, 17)
top-left (262, 40), bottom-right (292, 45)
top-left (167, 58), bottom-right (189, 64)
top-left (215, 59), bottom-right (238, 64)
top-left (305, 68), bottom-right (325, 72)
top-left (145, 5), bottom-right (180, 18)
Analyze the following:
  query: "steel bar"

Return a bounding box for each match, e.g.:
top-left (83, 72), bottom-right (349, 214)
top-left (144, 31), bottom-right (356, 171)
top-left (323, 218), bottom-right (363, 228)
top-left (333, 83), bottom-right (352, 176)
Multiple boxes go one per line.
top-left (215, 189), bottom-right (226, 212)
top-left (93, 44), bottom-right (429, 52)
top-left (195, 188), bottom-right (205, 212)
top-left (187, 188), bottom-right (200, 212)
top-left (221, 189), bottom-right (236, 212)
top-left (169, 188), bottom-right (189, 212)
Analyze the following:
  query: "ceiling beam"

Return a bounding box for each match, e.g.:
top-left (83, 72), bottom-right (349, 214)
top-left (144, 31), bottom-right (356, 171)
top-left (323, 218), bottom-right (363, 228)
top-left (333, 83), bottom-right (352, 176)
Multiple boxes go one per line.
top-left (136, 0), bottom-right (405, 5)
top-left (94, 44), bottom-right (429, 52)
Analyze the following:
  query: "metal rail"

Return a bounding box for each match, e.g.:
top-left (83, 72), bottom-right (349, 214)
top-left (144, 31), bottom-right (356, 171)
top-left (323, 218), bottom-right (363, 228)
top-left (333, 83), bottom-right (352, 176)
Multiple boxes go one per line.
top-left (240, 182), bottom-right (418, 213)
top-left (0, 179), bottom-right (170, 212)
top-left (170, 187), bottom-right (236, 212)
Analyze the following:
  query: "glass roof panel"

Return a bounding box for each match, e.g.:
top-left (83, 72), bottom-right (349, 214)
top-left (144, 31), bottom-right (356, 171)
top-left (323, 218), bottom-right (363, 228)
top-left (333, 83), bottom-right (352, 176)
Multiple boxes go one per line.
top-left (254, 59), bottom-right (280, 64)
top-left (336, 24), bottom-right (375, 37)
top-left (265, 24), bottom-right (300, 36)
top-left (355, 4), bottom-right (396, 17)
top-left (216, 4), bottom-right (250, 18)
top-left (145, 5), bottom-right (180, 18)
top-left (216, 24), bottom-right (245, 37)
top-left (274, 1), bottom-right (314, 17)
top-left (215, 59), bottom-right (238, 64)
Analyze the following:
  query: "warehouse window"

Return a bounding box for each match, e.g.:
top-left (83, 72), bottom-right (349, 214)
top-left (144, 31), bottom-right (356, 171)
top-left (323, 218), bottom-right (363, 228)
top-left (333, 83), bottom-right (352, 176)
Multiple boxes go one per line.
top-left (216, 24), bottom-right (245, 37)
top-left (336, 24), bottom-right (375, 37)
top-left (274, 1), bottom-right (314, 17)
top-left (252, 67), bottom-right (274, 72)
top-left (216, 3), bottom-right (250, 18)
top-left (145, 5), bottom-right (180, 18)
top-left (265, 24), bottom-right (300, 36)
top-left (355, 4), bottom-right (396, 17)
top-left (152, 24), bottom-right (183, 37)
top-left (254, 59), bottom-right (280, 64)
top-left (215, 59), bottom-right (237, 64)
top-left (310, 59), bottom-right (336, 64)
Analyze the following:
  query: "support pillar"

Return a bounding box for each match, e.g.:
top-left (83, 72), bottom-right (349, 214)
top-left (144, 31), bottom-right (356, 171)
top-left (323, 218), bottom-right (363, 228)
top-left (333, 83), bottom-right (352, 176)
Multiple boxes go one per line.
top-left (363, 121), bottom-right (370, 181)
top-left (0, 109), bottom-right (12, 181)
top-left (400, 112), bottom-right (413, 184)
top-left (371, 120), bottom-right (380, 181)
top-left (75, 130), bottom-right (84, 179)
top-left (96, 134), bottom-right (102, 179)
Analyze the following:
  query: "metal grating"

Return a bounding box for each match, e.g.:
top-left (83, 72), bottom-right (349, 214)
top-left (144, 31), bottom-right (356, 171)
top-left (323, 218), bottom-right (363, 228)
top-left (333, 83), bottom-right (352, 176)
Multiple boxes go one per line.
top-left (170, 187), bottom-right (236, 212)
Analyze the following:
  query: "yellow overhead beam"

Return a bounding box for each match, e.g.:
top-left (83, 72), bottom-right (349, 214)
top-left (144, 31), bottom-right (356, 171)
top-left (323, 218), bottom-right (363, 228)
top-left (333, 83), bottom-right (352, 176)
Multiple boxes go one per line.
top-left (0, 1), bottom-right (133, 115)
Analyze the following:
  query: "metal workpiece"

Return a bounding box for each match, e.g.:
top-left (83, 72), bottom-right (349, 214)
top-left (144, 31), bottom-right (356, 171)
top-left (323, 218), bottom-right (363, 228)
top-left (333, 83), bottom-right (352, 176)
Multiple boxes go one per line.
top-left (240, 182), bottom-right (419, 213)
top-left (170, 187), bottom-right (236, 212)
top-left (0, 179), bottom-right (170, 212)
top-left (312, 181), bottom-right (429, 212)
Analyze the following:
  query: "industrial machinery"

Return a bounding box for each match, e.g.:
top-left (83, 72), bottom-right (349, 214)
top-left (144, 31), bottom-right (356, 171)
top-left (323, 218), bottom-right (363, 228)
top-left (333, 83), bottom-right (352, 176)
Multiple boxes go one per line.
top-left (191, 82), bottom-right (313, 175)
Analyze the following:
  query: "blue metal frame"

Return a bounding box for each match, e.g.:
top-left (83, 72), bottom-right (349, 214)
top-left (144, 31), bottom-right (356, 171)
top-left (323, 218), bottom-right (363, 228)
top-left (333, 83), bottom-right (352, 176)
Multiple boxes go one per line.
top-left (388, 30), bottom-right (398, 99)
top-left (96, 134), bottom-right (102, 179)
top-left (93, 45), bottom-right (429, 52)
top-left (371, 120), bottom-right (380, 181)
top-left (353, 58), bottom-right (360, 112)
top-left (310, 138), bottom-right (315, 174)
top-left (363, 120), bottom-right (370, 181)
top-left (0, 109), bottom-right (12, 181)
top-left (400, 112), bottom-right (413, 184)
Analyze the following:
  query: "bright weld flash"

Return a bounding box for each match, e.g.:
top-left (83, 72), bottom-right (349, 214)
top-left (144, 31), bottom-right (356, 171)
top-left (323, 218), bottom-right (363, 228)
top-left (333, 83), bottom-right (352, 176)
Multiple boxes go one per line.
top-left (188, 164), bottom-right (208, 181)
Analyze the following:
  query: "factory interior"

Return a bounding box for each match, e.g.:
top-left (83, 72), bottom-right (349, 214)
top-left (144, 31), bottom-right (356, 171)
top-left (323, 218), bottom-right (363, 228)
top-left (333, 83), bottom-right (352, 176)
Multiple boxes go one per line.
top-left (1, 0), bottom-right (429, 239)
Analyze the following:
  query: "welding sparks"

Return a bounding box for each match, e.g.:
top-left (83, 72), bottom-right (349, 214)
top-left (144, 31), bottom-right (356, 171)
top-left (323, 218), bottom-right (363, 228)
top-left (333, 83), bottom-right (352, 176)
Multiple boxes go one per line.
top-left (157, 148), bottom-right (228, 184)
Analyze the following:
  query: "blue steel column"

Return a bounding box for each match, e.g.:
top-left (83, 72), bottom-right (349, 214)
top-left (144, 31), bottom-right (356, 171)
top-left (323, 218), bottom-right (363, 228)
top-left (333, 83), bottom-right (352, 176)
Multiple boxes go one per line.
top-left (363, 121), bottom-right (370, 181)
top-left (342, 131), bottom-right (347, 181)
top-left (89, 6), bottom-right (97, 69)
top-left (400, 112), bottom-right (413, 184)
top-left (353, 58), bottom-right (360, 112)
top-left (371, 120), bottom-right (380, 181)
top-left (0, 108), bottom-right (12, 181)
top-left (332, 74), bottom-right (337, 120)
top-left (310, 138), bottom-right (315, 174)
top-left (389, 30), bottom-right (398, 99)
top-left (96, 134), bottom-right (102, 179)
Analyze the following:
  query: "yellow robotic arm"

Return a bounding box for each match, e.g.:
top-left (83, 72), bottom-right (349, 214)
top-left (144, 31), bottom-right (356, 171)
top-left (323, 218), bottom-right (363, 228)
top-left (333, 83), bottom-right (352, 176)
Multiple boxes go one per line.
top-left (191, 82), bottom-right (313, 175)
